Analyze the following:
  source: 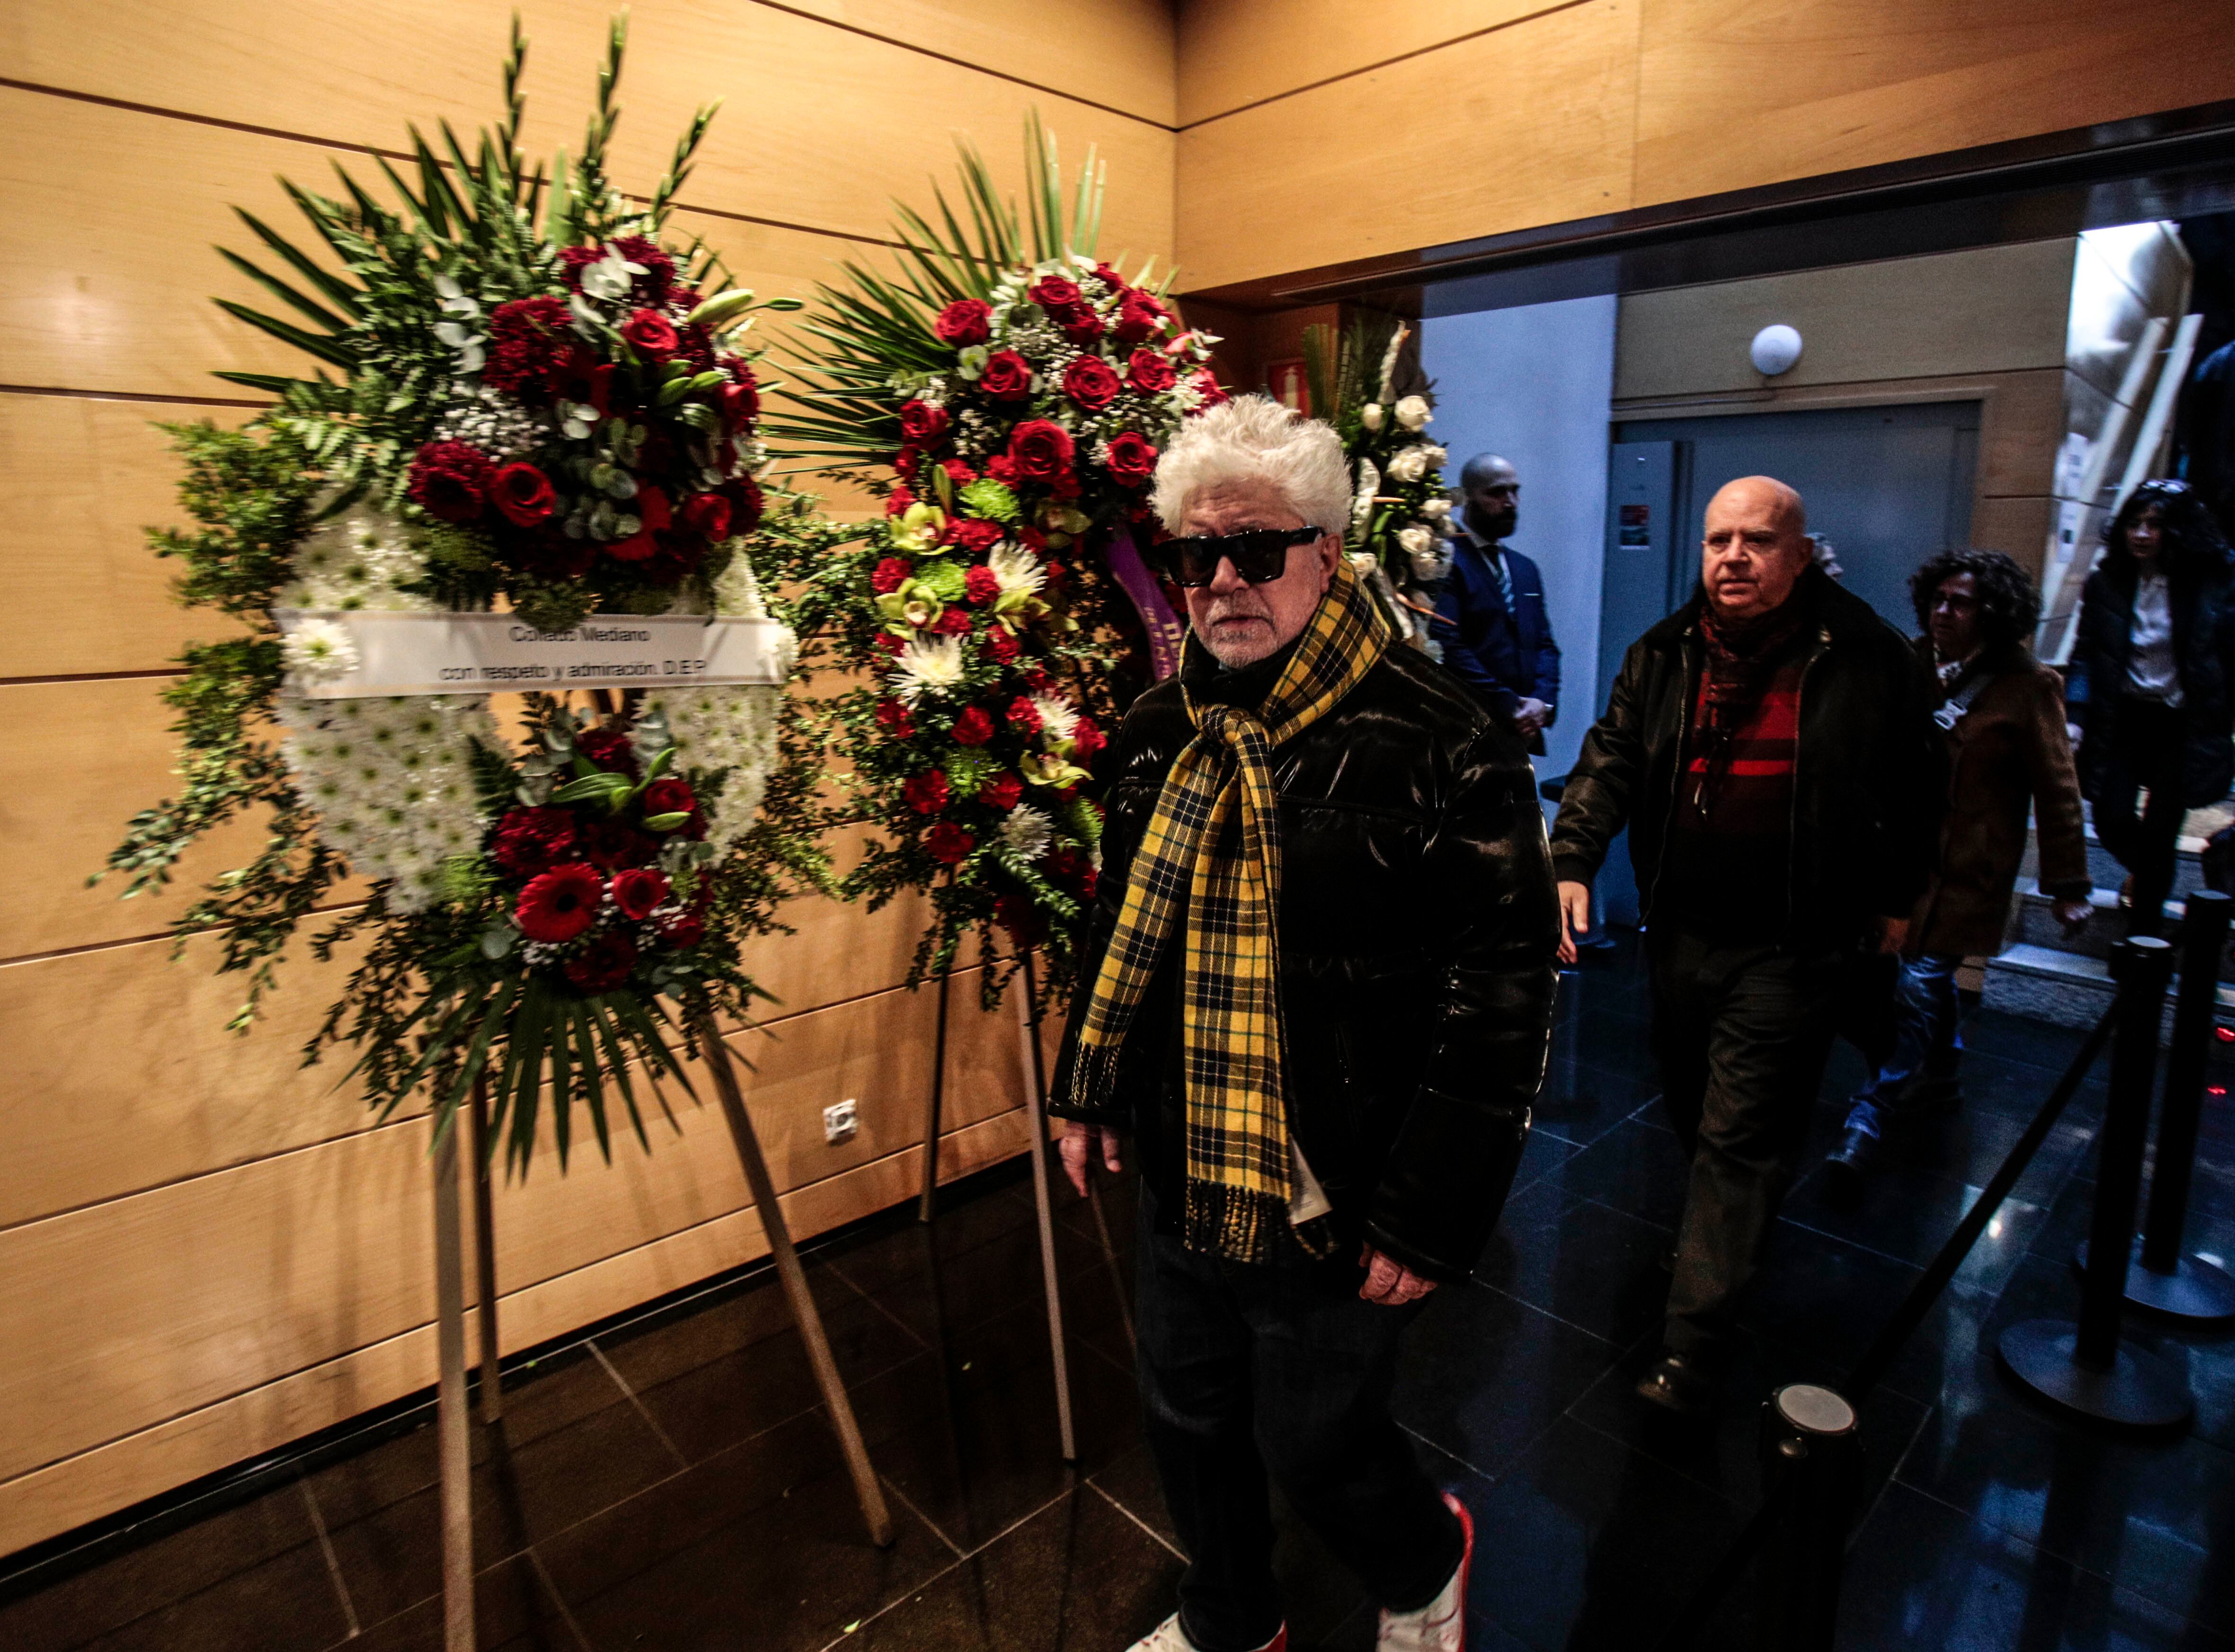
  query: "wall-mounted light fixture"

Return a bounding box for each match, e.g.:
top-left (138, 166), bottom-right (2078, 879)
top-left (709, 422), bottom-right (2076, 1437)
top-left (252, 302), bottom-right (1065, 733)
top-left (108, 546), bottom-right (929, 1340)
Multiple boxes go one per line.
top-left (1750, 323), bottom-right (1803, 376)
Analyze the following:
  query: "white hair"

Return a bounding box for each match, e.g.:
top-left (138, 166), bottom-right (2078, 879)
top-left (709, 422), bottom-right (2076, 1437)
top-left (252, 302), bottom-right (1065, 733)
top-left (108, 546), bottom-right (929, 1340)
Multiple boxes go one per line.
top-left (1152, 394), bottom-right (1352, 536)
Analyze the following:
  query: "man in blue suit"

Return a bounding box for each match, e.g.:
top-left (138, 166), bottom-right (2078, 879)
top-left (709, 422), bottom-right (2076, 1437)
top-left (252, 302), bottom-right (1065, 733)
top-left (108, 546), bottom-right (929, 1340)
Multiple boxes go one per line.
top-left (1432, 454), bottom-right (1561, 752)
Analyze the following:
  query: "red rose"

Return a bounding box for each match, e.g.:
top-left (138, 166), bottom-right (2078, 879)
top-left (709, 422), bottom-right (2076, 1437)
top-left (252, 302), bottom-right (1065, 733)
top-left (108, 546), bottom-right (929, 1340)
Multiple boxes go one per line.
top-left (719, 374), bottom-right (760, 430)
top-left (547, 348), bottom-right (616, 414)
top-left (492, 806), bottom-right (576, 877)
top-left (1045, 560), bottom-right (1069, 586)
top-left (979, 350), bottom-right (1033, 401)
top-left (1006, 420), bottom-right (1076, 485)
top-left (904, 771), bottom-right (950, 815)
top-left (1063, 355), bottom-right (1121, 412)
top-left (944, 518), bottom-right (1003, 556)
top-left (1126, 348), bottom-right (1177, 396)
top-left (898, 401), bottom-right (949, 445)
top-left (936, 608), bottom-right (973, 635)
top-left (951, 706), bottom-right (995, 746)
top-left (491, 462), bottom-right (558, 528)
top-left (606, 485), bottom-right (671, 562)
top-left (871, 557), bottom-right (911, 595)
top-left (482, 295), bottom-right (573, 395)
top-left (963, 565), bottom-right (1001, 606)
top-left (516, 863), bottom-right (604, 943)
top-left (925, 822), bottom-right (975, 865)
top-left (1022, 666), bottom-right (1052, 692)
top-left (563, 930), bottom-right (639, 994)
top-left (679, 491), bottom-right (732, 542)
top-left (719, 474), bottom-right (764, 536)
top-left (979, 772), bottom-right (1023, 811)
top-left (875, 697), bottom-right (916, 736)
top-left (659, 909), bottom-right (706, 949)
top-left (1092, 262), bottom-right (1130, 292)
top-left (984, 626), bottom-right (1020, 665)
top-left (1113, 290), bottom-right (1171, 344)
top-left (1190, 370), bottom-right (1229, 409)
top-left (1007, 695), bottom-right (1043, 735)
top-left (610, 866), bottom-right (670, 921)
top-left (884, 486), bottom-right (918, 517)
top-left (622, 308), bottom-right (679, 358)
top-left (1029, 274), bottom-right (1083, 311)
top-left (1071, 716), bottom-right (1105, 758)
top-left (934, 298), bottom-right (992, 346)
top-left (408, 441), bottom-right (495, 524)
top-left (1105, 431), bottom-right (1158, 488)
top-left (1056, 306), bottom-right (1105, 346)
top-left (576, 819), bottom-right (656, 870)
top-left (575, 728), bottom-right (639, 776)
top-left (642, 776), bottom-right (699, 820)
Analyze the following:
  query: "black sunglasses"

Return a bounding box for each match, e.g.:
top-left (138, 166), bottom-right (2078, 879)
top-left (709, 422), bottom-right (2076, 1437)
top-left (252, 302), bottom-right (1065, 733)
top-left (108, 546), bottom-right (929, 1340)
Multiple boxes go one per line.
top-left (1153, 525), bottom-right (1323, 588)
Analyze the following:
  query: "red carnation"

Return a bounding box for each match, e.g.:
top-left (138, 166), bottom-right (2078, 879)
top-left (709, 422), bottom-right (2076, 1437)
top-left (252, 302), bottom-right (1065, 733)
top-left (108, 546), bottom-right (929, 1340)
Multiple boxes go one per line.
top-left (925, 822), bottom-right (975, 865)
top-left (610, 866), bottom-right (670, 921)
top-left (516, 863), bottom-right (604, 943)
top-left (659, 909), bottom-right (706, 949)
top-left (1126, 348), bottom-right (1177, 395)
top-left (547, 348), bottom-right (616, 415)
top-left (1047, 846), bottom-right (1097, 900)
top-left (1055, 306), bottom-right (1105, 346)
top-left (1113, 290), bottom-right (1171, 344)
top-left (1092, 262), bottom-right (1130, 293)
top-left (1006, 420), bottom-right (1076, 486)
top-left (894, 446), bottom-right (922, 480)
top-left (934, 298), bottom-right (992, 346)
top-left (576, 727), bottom-right (639, 775)
top-left (963, 565), bottom-right (1001, 606)
top-left (944, 518), bottom-right (1003, 557)
top-left (951, 706), bottom-right (995, 746)
top-left (408, 441), bottom-right (495, 524)
top-left (720, 474), bottom-right (765, 536)
top-left (984, 626), bottom-right (1020, 665)
top-left (979, 350), bottom-right (1033, 401)
top-left (1071, 716), bottom-right (1106, 758)
top-left (719, 373), bottom-right (760, 430)
top-left (491, 462), bottom-right (558, 528)
top-left (492, 806), bottom-right (577, 877)
top-left (577, 818), bottom-right (656, 870)
top-left (871, 557), bottom-right (911, 595)
top-left (995, 892), bottom-right (1047, 945)
top-left (557, 245), bottom-right (602, 289)
top-left (563, 930), bottom-right (639, 994)
top-left (875, 631), bottom-right (907, 655)
top-left (483, 295), bottom-right (574, 395)
top-left (606, 485), bottom-right (671, 562)
top-left (936, 608), bottom-right (974, 636)
top-left (884, 486), bottom-right (918, 517)
top-left (979, 772), bottom-right (1023, 811)
top-left (612, 236), bottom-right (677, 302)
top-left (898, 401), bottom-right (949, 445)
top-left (1105, 431), bottom-right (1158, 488)
top-left (621, 308), bottom-right (679, 358)
top-left (985, 453), bottom-right (1020, 486)
top-left (1007, 695), bottom-right (1043, 736)
top-left (875, 697), bottom-right (916, 736)
top-left (1029, 274), bottom-right (1084, 311)
top-left (943, 459), bottom-right (977, 486)
top-left (679, 491), bottom-right (732, 542)
top-left (1045, 560), bottom-right (1070, 587)
top-left (1063, 355), bottom-right (1122, 412)
top-left (904, 771), bottom-right (950, 815)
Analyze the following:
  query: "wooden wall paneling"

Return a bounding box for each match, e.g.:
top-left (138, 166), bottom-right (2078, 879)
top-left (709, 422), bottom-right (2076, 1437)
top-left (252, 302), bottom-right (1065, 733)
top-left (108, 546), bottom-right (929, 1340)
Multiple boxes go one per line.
top-left (1630, 0), bottom-right (2235, 210)
top-left (1174, 1), bottom-right (1640, 294)
top-left (1969, 494), bottom-right (2057, 581)
top-left (0, 1103), bottom-right (1032, 1557)
top-left (0, 395), bottom-right (257, 681)
top-left (1175, 0), bottom-right (1569, 126)
top-left (0, 5), bottom-right (1171, 261)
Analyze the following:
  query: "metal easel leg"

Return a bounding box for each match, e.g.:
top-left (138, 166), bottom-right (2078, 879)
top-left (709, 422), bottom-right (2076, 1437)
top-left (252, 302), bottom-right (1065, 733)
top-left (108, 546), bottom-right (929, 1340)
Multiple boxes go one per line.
top-left (1015, 954), bottom-right (1077, 1461)
top-left (432, 1109), bottom-right (476, 1651)
top-left (467, 1076), bottom-right (503, 1424)
top-left (918, 967), bottom-right (953, 1224)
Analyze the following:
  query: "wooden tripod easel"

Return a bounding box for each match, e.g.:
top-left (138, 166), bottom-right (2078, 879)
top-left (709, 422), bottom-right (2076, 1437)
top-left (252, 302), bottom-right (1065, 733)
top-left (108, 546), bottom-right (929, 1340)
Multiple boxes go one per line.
top-left (426, 1011), bottom-right (894, 1651)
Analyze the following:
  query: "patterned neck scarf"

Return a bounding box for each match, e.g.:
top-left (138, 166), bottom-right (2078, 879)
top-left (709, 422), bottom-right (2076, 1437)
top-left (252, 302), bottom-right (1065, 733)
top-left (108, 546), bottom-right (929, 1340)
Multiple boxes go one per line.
top-left (1066, 558), bottom-right (1392, 1262)
top-left (1690, 589), bottom-right (1811, 810)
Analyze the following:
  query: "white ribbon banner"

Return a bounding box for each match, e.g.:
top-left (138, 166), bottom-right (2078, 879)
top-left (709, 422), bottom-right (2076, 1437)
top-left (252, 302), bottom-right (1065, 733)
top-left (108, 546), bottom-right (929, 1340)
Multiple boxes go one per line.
top-left (275, 609), bottom-right (793, 698)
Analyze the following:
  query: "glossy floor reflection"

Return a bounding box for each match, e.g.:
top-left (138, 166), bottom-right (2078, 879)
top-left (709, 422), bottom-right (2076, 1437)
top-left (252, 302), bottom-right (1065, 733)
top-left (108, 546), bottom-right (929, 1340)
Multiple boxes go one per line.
top-left (5, 929), bottom-right (2234, 1650)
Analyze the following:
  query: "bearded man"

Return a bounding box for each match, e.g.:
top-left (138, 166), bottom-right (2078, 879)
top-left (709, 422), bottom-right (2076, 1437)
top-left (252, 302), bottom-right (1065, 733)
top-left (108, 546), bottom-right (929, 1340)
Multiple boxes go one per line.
top-left (1052, 396), bottom-right (1559, 1652)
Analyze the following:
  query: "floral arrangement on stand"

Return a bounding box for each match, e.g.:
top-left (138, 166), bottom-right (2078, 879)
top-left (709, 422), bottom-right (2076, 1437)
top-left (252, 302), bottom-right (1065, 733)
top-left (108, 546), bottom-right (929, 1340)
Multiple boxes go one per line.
top-left (758, 118), bottom-right (1224, 1002)
top-left (1302, 312), bottom-right (1452, 655)
top-left (97, 18), bottom-right (827, 1166)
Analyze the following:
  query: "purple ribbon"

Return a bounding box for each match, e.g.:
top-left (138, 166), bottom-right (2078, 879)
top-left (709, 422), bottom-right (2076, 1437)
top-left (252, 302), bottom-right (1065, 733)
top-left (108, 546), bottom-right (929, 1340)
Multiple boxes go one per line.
top-left (1104, 525), bottom-right (1187, 682)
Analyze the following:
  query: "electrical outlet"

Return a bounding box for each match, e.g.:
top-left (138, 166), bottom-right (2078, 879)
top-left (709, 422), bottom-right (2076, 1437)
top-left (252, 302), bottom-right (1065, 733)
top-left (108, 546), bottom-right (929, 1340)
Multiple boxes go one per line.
top-left (823, 1098), bottom-right (859, 1145)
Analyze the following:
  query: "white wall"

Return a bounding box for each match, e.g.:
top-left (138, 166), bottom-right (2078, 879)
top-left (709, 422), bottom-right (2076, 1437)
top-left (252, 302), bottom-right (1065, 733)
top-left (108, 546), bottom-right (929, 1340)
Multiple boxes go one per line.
top-left (1422, 294), bottom-right (1617, 780)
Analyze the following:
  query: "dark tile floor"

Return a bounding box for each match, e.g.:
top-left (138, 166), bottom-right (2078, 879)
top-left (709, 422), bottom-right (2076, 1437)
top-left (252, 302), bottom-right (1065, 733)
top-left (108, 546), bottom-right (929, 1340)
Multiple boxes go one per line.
top-left (6, 930), bottom-right (2235, 1651)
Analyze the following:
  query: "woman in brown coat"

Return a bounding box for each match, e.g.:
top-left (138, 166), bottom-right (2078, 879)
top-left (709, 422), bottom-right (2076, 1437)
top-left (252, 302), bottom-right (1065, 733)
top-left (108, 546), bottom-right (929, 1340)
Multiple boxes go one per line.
top-left (1826, 549), bottom-right (2091, 1192)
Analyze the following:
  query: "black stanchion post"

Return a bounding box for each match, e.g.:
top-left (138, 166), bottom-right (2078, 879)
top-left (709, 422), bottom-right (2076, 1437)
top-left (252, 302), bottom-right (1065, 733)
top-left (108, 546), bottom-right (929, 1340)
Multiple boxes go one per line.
top-left (2131, 888), bottom-right (2235, 1320)
top-left (1754, 1385), bottom-right (1859, 1652)
top-left (2001, 936), bottom-right (2193, 1428)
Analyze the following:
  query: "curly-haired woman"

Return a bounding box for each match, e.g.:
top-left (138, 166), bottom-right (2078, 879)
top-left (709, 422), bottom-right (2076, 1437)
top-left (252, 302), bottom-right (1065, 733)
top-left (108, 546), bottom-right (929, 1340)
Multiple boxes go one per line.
top-left (2068, 479), bottom-right (2235, 937)
top-left (1827, 547), bottom-right (2090, 1194)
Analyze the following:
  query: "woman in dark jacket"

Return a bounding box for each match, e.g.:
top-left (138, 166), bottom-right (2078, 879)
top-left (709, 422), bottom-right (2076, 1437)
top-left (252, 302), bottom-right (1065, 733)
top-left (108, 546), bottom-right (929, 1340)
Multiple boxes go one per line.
top-left (1827, 550), bottom-right (2090, 1190)
top-left (2067, 480), bottom-right (2235, 936)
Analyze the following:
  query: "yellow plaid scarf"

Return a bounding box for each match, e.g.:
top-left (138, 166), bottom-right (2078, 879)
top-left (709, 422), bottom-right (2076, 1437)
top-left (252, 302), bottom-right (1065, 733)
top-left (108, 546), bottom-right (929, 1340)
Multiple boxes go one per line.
top-left (1067, 558), bottom-right (1392, 1262)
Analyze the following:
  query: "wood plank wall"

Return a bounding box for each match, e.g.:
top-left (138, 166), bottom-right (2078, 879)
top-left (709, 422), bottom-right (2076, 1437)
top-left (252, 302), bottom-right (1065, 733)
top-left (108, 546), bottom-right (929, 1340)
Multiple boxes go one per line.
top-left (1172, 0), bottom-right (2235, 296)
top-left (0, 0), bottom-right (1172, 1557)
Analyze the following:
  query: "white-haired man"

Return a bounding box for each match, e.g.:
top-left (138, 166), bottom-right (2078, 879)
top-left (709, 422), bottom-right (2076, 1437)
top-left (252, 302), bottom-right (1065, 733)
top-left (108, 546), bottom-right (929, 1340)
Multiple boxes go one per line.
top-left (1052, 396), bottom-right (1560, 1652)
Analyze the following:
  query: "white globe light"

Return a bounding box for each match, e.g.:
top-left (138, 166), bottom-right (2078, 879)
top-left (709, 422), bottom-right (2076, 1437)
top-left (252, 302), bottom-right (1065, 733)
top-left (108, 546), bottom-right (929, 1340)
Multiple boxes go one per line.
top-left (1750, 324), bottom-right (1803, 376)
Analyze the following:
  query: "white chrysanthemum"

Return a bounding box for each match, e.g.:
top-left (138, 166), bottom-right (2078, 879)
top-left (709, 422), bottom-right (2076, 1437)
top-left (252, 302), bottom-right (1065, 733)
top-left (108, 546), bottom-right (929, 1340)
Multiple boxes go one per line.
top-left (284, 619), bottom-right (360, 685)
top-left (890, 635), bottom-right (965, 704)
top-left (1352, 458), bottom-right (1381, 528)
top-left (1384, 445), bottom-right (1429, 485)
top-left (1031, 693), bottom-right (1081, 745)
top-left (280, 504), bottom-right (435, 613)
top-left (1002, 806), bottom-right (1054, 862)
top-left (1393, 395), bottom-right (1432, 431)
top-left (987, 540), bottom-right (1047, 599)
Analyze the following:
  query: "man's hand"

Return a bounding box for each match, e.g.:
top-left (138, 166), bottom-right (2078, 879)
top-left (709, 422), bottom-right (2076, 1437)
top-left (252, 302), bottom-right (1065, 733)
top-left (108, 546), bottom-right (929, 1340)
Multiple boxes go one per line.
top-left (1359, 1245), bottom-right (1439, 1305)
top-left (1058, 1120), bottom-right (1123, 1197)
top-left (1876, 915), bottom-right (1911, 956)
top-left (2053, 896), bottom-right (2094, 934)
top-left (1556, 879), bottom-right (1592, 966)
top-left (1514, 696), bottom-right (1550, 738)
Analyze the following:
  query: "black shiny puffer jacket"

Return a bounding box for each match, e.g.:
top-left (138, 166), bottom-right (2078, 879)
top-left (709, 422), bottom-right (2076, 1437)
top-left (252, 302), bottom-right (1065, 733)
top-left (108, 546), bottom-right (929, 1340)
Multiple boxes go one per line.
top-left (1048, 644), bottom-right (1561, 1284)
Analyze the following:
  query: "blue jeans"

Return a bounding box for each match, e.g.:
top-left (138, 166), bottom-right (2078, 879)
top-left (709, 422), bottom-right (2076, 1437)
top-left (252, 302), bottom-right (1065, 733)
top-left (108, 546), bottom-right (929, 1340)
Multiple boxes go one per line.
top-left (1844, 953), bottom-right (1965, 1138)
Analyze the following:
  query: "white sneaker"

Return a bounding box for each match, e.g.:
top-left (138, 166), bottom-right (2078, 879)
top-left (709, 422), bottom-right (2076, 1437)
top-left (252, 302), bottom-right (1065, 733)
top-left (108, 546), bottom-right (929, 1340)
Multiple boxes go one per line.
top-left (1376, 1492), bottom-right (1473, 1652)
top-left (1127, 1614), bottom-right (1288, 1652)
